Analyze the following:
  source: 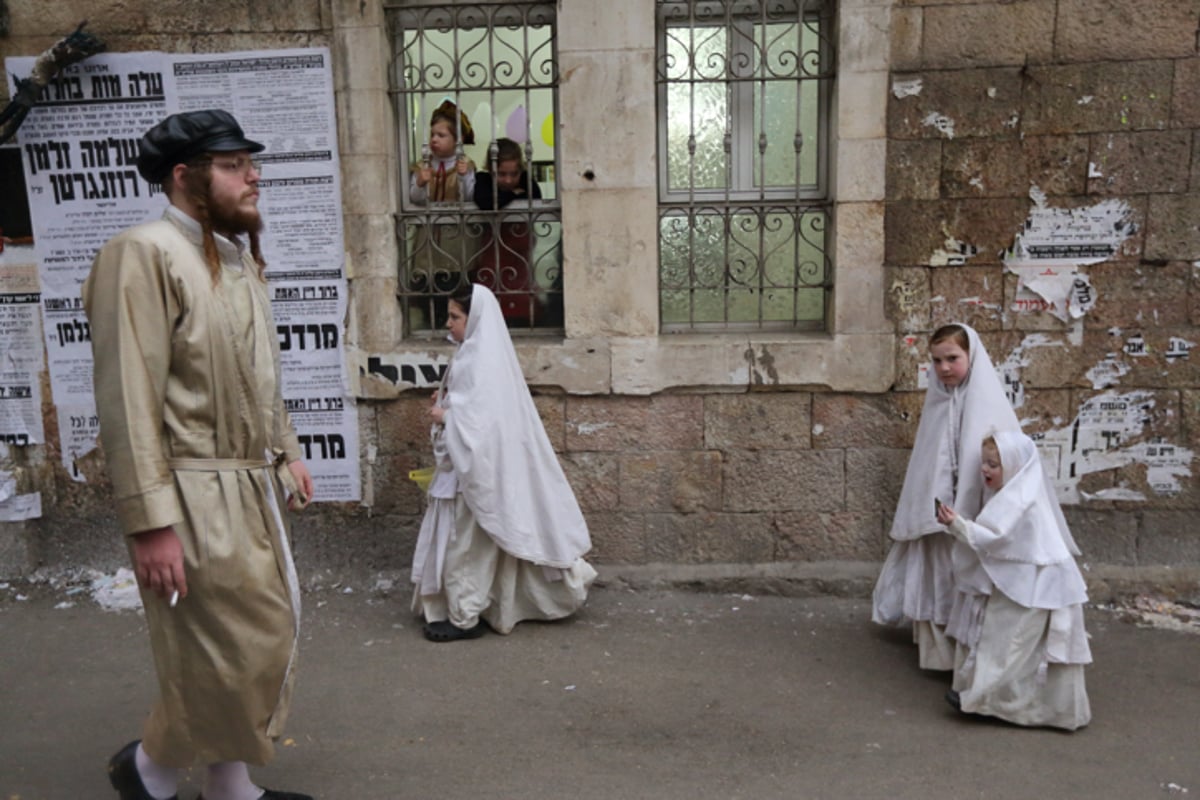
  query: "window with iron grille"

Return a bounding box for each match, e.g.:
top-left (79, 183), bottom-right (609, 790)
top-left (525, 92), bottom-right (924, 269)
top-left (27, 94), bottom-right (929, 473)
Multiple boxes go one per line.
top-left (656, 0), bottom-right (835, 332)
top-left (387, 2), bottom-right (561, 335)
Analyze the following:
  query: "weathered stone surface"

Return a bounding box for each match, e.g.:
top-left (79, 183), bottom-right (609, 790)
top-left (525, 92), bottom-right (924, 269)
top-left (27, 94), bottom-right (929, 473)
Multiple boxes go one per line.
top-left (844, 448), bottom-right (910, 513)
top-left (930, 265), bottom-right (1005, 332)
top-left (618, 451), bottom-right (723, 513)
top-left (773, 511), bottom-right (886, 561)
top-left (887, 267), bottom-right (932, 334)
top-left (1063, 508), bottom-right (1137, 565)
top-left (365, 453), bottom-right (430, 516)
top-left (1087, 131), bottom-right (1193, 196)
top-left (565, 395), bottom-right (704, 452)
top-left (1084, 261), bottom-right (1192, 331)
top-left (889, 68), bottom-right (1024, 140)
top-left (1055, 0), bottom-right (1199, 63)
top-left (892, 336), bottom-right (928, 392)
top-left (887, 199), bottom-right (1030, 268)
top-left (704, 394), bottom-right (811, 451)
top-left (293, 511), bottom-right (421, 575)
top-left (1173, 57), bottom-right (1200, 130)
top-left (561, 452), bottom-right (620, 513)
top-left (583, 512), bottom-right (647, 564)
top-left (941, 139), bottom-right (1028, 198)
top-left (1145, 193), bottom-right (1200, 262)
top-left (645, 512), bottom-right (776, 564)
top-left (0, 524), bottom-right (34, 577)
top-left (722, 450), bottom-right (845, 513)
top-left (812, 393), bottom-right (925, 449)
top-left (886, 139), bottom-right (941, 201)
top-left (1022, 135), bottom-right (1090, 197)
top-left (888, 6), bottom-right (923, 72)
top-left (1013, 389), bottom-right (1074, 436)
top-left (532, 394), bottom-right (567, 453)
top-left (921, 1), bottom-right (1054, 69)
top-left (1138, 511), bottom-right (1200, 564)
top-left (1022, 61), bottom-right (1173, 135)
top-left (1184, 390), bottom-right (1200, 450)
top-left (374, 394), bottom-right (433, 455)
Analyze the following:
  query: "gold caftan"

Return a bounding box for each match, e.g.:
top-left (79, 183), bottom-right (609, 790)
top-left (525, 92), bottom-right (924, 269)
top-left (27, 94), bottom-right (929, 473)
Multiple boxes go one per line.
top-left (83, 210), bottom-right (303, 767)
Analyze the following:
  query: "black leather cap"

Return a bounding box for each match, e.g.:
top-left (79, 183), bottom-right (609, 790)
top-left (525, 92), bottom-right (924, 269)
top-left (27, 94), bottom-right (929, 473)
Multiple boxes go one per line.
top-left (136, 109), bottom-right (264, 183)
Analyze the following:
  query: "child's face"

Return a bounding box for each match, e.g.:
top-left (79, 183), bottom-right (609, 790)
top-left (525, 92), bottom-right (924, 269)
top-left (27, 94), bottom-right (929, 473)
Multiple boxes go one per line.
top-left (429, 120), bottom-right (457, 158)
top-left (930, 340), bottom-right (970, 388)
top-left (495, 159), bottom-right (522, 191)
top-left (446, 300), bottom-right (468, 343)
top-left (981, 443), bottom-right (1003, 490)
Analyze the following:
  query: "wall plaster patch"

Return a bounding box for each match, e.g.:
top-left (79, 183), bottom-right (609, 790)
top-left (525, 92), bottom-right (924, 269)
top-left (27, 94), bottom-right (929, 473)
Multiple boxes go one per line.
top-left (1033, 390), bottom-right (1194, 504)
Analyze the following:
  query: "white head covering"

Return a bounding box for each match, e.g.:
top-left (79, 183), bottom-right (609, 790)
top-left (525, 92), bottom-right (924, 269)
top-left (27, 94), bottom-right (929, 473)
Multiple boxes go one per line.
top-left (961, 431), bottom-right (1088, 609)
top-left (441, 284), bottom-right (591, 568)
top-left (890, 323), bottom-right (1021, 541)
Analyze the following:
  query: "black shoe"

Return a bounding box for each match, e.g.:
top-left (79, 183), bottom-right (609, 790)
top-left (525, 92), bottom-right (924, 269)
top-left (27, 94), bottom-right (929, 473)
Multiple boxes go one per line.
top-left (423, 619), bottom-right (485, 642)
top-left (108, 740), bottom-right (178, 800)
top-left (945, 690), bottom-right (962, 710)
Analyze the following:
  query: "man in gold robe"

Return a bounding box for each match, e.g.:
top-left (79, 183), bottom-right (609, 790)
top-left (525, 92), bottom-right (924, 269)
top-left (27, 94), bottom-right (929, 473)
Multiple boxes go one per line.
top-left (83, 109), bottom-right (316, 800)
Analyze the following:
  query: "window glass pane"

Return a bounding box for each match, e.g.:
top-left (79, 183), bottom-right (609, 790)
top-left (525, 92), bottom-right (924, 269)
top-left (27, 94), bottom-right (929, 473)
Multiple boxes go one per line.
top-left (666, 27), bottom-right (728, 192)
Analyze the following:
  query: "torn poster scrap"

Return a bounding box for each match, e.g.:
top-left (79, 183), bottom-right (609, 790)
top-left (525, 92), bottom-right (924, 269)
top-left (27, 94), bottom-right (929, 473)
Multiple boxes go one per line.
top-left (1003, 189), bottom-right (1136, 322)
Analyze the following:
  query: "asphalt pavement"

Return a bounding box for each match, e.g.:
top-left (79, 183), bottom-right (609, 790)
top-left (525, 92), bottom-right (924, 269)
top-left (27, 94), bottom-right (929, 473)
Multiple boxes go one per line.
top-left (1, 576), bottom-right (1197, 800)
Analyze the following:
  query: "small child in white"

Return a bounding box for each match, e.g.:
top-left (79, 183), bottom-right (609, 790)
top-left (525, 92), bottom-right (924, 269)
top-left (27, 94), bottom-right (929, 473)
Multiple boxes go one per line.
top-left (937, 431), bottom-right (1092, 730)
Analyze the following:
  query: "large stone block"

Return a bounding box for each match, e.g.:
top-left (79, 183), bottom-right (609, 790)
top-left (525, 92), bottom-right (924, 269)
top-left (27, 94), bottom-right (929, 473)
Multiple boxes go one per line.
top-left (887, 139), bottom-right (941, 201)
top-left (375, 394), bottom-right (434, 455)
top-left (886, 266), bottom-right (932, 333)
top-left (722, 449), bottom-right (845, 513)
top-left (941, 139), bottom-right (1027, 199)
top-left (886, 199), bottom-right (1029, 268)
top-left (888, 6), bottom-right (923, 72)
top-left (532, 394), bottom-right (567, 452)
top-left (561, 452), bottom-right (620, 513)
top-left (889, 68), bottom-right (1023, 141)
top-left (929, 265), bottom-right (1005, 332)
top-left (1138, 511), bottom-right (1200, 565)
top-left (921, 1), bottom-right (1054, 69)
top-left (1084, 261), bottom-right (1192, 331)
top-left (584, 512), bottom-right (647, 564)
top-left (845, 448), bottom-right (910, 513)
top-left (1062, 508), bottom-right (1137, 566)
top-left (1173, 58), bottom-right (1200, 130)
top-left (1145, 193), bottom-right (1200, 262)
top-left (618, 451), bottom-right (722, 514)
top-left (1087, 131), bottom-right (1192, 196)
top-left (1055, 0), bottom-right (1199, 63)
top-left (365, 452), bottom-right (429, 516)
top-left (645, 512), bottom-right (776, 564)
top-left (1015, 388), bottom-right (1074, 436)
top-left (813, 393), bottom-right (925, 449)
top-left (1022, 61), bottom-right (1173, 136)
top-left (565, 394), bottom-right (705, 452)
top-left (704, 393), bottom-right (812, 451)
top-left (773, 511), bottom-right (887, 561)
top-left (1022, 135), bottom-right (1090, 197)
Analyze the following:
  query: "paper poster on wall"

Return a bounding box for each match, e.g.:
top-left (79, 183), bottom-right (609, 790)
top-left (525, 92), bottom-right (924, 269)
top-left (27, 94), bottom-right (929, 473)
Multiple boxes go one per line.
top-left (5, 47), bottom-right (360, 502)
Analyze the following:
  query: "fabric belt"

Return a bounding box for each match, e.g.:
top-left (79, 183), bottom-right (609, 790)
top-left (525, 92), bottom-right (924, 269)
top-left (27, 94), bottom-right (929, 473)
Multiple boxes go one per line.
top-left (167, 457), bottom-right (272, 471)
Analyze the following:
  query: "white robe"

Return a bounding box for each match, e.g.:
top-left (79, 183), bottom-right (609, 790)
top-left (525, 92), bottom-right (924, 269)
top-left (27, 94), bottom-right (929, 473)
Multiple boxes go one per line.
top-left (945, 431), bottom-right (1092, 730)
top-left (411, 284), bottom-right (595, 631)
top-left (872, 324), bottom-right (1020, 670)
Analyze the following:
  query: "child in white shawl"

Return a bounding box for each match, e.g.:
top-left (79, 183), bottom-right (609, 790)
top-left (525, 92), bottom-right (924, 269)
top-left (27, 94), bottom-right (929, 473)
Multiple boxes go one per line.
top-left (872, 324), bottom-right (1020, 670)
top-left (411, 283), bottom-right (596, 641)
top-left (938, 432), bottom-right (1092, 730)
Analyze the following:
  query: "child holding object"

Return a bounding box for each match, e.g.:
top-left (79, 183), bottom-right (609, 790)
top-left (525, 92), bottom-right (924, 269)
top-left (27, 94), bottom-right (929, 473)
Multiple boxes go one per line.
top-left (938, 432), bottom-right (1092, 730)
top-left (410, 283), bottom-right (596, 641)
top-left (872, 323), bottom-right (1021, 670)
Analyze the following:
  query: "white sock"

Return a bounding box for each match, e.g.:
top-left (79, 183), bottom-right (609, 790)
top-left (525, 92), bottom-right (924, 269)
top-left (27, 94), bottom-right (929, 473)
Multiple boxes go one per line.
top-left (204, 761), bottom-right (264, 800)
top-left (134, 743), bottom-right (179, 800)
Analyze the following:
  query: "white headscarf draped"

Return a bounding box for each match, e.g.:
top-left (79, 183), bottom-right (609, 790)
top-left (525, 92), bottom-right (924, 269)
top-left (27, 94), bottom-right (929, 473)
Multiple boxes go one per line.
top-left (441, 284), bottom-right (591, 568)
top-left (958, 431), bottom-right (1088, 609)
top-left (890, 323), bottom-right (1021, 541)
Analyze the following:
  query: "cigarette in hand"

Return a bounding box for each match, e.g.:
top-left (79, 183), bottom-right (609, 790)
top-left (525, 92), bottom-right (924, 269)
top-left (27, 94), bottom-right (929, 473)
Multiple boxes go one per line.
top-left (170, 590), bottom-right (179, 608)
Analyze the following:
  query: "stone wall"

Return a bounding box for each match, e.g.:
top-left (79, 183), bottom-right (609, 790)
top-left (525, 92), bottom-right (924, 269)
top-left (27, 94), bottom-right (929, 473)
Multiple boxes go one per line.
top-left (0, 0), bottom-right (1197, 599)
